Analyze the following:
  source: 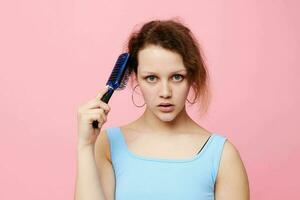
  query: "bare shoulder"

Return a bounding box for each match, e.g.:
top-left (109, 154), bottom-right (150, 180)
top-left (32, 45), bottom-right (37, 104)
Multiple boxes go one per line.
top-left (215, 139), bottom-right (250, 200)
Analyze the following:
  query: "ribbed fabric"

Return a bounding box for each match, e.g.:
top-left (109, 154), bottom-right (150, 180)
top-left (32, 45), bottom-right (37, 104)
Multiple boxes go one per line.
top-left (106, 127), bottom-right (227, 200)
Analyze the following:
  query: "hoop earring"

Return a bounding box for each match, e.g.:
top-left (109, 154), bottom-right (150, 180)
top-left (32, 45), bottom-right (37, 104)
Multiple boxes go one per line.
top-left (131, 84), bottom-right (145, 107)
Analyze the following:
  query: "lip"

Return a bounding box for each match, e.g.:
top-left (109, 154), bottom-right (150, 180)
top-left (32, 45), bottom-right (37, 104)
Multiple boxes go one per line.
top-left (158, 103), bottom-right (174, 106)
top-left (158, 105), bottom-right (175, 112)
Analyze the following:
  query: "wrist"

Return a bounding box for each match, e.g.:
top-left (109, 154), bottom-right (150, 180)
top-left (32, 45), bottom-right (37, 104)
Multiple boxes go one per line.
top-left (77, 140), bottom-right (94, 152)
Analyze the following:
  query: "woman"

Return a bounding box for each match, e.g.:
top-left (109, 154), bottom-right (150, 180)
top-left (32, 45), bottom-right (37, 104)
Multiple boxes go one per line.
top-left (75, 19), bottom-right (250, 200)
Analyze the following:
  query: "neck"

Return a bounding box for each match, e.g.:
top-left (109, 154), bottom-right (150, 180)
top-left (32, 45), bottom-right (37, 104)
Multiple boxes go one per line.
top-left (134, 106), bottom-right (195, 135)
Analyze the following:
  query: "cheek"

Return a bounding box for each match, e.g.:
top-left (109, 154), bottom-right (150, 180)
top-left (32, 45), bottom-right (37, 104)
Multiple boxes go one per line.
top-left (175, 83), bottom-right (190, 95)
top-left (141, 84), bottom-right (189, 103)
top-left (177, 86), bottom-right (191, 105)
top-left (139, 86), bottom-right (156, 102)
top-left (176, 88), bottom-right (189, 102)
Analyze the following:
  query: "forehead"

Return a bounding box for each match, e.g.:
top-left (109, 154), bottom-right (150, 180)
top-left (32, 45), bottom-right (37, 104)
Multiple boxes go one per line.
top-left (137, 45), bottom-right (186, 74)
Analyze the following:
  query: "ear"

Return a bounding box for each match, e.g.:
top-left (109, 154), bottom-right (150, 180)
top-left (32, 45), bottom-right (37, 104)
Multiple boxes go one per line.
top-left (128, 72), bottom-right (139, 89)
top-left (132, 72), bottom-right (140, 83)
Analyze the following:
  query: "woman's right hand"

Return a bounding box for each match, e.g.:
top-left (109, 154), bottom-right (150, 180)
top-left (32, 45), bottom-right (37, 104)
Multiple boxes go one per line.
top-left (77, 86), bottom-right (111, 147)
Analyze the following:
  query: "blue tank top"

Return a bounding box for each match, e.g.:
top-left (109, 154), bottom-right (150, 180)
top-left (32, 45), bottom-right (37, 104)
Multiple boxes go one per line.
top-left (106, 127), bottom-right (227, 200)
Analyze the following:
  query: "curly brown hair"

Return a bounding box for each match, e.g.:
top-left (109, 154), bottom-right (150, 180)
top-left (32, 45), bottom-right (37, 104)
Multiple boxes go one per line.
top-left (125, 18), bottom-right (211, 115)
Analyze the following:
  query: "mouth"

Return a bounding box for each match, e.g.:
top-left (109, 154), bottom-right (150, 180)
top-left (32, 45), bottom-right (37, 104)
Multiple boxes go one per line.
top-left (158, 104), bottom-right (175, 112)
top-left (158, 103), bottom-right (174, 107)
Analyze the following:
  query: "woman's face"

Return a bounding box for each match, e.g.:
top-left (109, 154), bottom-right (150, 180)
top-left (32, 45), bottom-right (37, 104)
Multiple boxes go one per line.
top-left (136, 45), bottom-right (191, 122)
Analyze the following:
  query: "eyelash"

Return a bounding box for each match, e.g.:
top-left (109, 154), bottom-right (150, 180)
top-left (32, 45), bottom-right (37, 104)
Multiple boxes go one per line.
top-left (144, 74), bottom-right (185, 82)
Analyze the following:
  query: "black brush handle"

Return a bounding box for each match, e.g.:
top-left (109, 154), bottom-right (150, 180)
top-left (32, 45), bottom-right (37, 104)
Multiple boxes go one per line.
top-left (92, 88), bottom-right (115, 129)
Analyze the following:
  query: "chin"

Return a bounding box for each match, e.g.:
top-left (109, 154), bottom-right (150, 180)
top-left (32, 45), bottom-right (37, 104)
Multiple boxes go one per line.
top-left (158, 116), bottom-right (175, 122)
top-left (156, 111), bottom-right (178, 122)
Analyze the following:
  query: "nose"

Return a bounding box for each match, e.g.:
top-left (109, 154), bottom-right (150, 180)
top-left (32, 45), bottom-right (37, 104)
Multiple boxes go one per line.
top-left (159, 81), bottom-right (172, 98)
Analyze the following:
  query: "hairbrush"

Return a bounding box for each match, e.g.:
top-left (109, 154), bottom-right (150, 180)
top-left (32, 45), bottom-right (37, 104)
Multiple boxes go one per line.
top-left (92, 53), bottom-right (131, 129)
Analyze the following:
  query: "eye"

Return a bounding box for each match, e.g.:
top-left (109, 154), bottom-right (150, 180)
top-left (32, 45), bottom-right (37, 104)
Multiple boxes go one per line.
top-left (145, 75), bottom-right (157, 82)
top-left (144, 74), bottom-right (184, 82)
top-left (173, 74), bottom-right (184, 81)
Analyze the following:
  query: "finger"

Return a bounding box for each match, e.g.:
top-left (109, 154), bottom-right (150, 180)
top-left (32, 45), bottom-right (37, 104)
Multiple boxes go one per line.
top-left (85, 100), bottom-right (111, 112)
top-left (87, 112), bottom-right (106, 125)
top-left (81, 87), bottom-right (110, 110)
top-left (96, 85), bottom-right (110, 99)
top-left (84, 108), bottom-right (108, 116)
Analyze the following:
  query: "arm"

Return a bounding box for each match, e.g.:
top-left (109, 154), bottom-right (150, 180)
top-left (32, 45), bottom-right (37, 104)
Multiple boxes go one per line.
top-left (94, 130), bottom-right (116, 200)
top-left (74, 86), bottom-right (111, 200)
top-left (74, 141), bottom-right (107, 200)
top-left (215, 140), bottom-right (250, 200)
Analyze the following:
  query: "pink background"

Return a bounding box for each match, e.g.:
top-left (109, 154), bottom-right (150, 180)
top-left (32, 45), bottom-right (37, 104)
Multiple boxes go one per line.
top-left (0, 0), bottom-right (299, 199)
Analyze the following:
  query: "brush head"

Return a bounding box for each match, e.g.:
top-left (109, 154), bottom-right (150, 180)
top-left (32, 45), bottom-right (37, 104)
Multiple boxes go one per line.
top-left (92, 53), bottom-right (131, 129)
top-left (106, 53), bottom-right (130, 91)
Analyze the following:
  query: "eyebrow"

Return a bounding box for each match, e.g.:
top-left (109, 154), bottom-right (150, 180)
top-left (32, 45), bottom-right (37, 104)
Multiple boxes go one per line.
top-left (140, 69), bottom-right (187, 75)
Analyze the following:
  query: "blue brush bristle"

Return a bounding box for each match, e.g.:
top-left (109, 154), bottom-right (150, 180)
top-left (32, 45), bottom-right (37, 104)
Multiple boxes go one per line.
top-left (106, 53), bottom-right (130, 90)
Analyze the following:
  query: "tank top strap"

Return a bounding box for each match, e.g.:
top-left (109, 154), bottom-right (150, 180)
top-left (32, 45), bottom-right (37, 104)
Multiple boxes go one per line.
top-left (105, 127), bottom-right (128, 165)
top-left (208, 133), bottom-right (227, 184)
